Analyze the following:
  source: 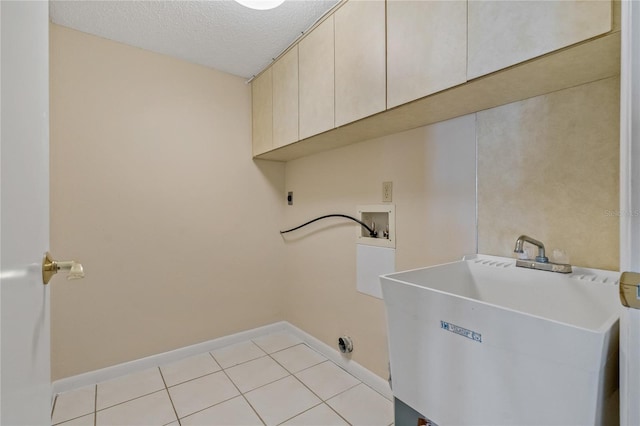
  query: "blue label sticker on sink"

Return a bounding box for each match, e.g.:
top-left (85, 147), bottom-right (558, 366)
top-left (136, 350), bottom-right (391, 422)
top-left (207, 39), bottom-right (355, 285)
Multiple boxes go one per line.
top-left (440, 321), bottom-right (482, 343)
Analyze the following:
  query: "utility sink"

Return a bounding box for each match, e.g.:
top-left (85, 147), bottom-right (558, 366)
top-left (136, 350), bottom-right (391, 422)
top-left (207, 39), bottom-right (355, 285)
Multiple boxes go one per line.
top-left (381, 255), bottom-right (621, 425)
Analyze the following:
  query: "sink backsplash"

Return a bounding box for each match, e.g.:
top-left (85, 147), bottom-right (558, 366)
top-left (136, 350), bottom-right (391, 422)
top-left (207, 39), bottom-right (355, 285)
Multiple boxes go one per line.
top-left (477, 77), bottom-right (620, 271)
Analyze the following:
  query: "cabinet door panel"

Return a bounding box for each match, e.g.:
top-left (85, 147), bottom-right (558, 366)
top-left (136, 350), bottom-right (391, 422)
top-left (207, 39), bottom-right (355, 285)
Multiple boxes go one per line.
top-left (468, 0), bottom-right (612, 79)
top-left (335, 0), bottom-right (386, 127)
top-left (387, 0), bottom-right (467, 108)
top-left (299, 16), bottom-right (335, 140)
top-left (273, 46), bottom-right (299, 148)
top-left (252, 68), bottom-right (273, 156)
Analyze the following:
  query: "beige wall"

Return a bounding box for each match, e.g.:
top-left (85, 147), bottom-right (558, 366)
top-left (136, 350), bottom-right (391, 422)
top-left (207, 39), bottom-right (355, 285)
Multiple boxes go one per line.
top-left (50, 24), bottom-right (620, 384)
top-left (282, 77), bottom-right (620, 379)
top-left (283, 115), bottom-right (478, 378)
top-left (478, 77), bottom-right (620, 270)
top-left (50, 25), bottom-right (286, 380)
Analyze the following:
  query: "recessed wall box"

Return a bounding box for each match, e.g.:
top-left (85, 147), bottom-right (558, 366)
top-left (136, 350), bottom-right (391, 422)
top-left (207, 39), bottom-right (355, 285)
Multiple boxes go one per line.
top-left (357, 204), bottom-right (395, 248)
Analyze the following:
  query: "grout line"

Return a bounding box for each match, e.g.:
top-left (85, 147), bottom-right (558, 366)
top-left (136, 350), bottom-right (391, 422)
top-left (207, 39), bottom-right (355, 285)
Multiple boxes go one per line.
top-left (206, 351), bottom-right (223, 371)
top-left (238, 372), bottom-right (291, 395)
top-left (275, 402), bottom-right (325, 426)
top-left (359, 379), bottom-right (392, 402)
top-left (158, 367), bottom-right (181, 425)
top-left (250, 336), bottom-right (302, 355)
top-left (263, 337), bottom-right (381, 415)
top-left (51, 323), bottom-right (291, 396)
top-left (269, 343), bottom-right (326, 374)
top-left (325, 401), bottom-right (353, 426)
top-left (267, 353), bottom-right (298, 378)
top-left (288, 370), bottom-right (326, 402)
top-left (268, 341), bottom-right (306, 356)
top-left (176, 394), bottom-right (245, 423)
top-left (214, 354), bottom-right (270, 372)
top-left (289, 372), bottom-right (354, 426)
top-left (294, 359), bottom-right (330, 375)
top-left (255, 351), bottom-right (332, 425)
top-left (325, 381), bottom-right (361, 403)
top-left (95, 388), bottom-right (166, 414)
top-left (57, 329), bottom-right (387, 424)
top-left (50, 387), bottom-right (97, 426)
top-left (52, 412), bottom-right (96, 426)
top-left (219, 367), bottom-right (267, 426)
top-left (164, 369), bottom-right (222, 389)
top-left (285, 324), bottom-right (392, 399)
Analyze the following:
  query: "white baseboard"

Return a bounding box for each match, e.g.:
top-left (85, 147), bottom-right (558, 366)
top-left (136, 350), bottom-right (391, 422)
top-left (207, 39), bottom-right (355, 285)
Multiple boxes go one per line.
top-left (52, 321), bottom-right (289, 395)
top-left (282, 322), bottom-right (392, 400)
top-left (52, 321), bottom-right (392, 401)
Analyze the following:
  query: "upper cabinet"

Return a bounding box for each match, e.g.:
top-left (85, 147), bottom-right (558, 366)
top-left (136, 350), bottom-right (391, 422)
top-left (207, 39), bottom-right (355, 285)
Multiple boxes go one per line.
top-left (251, 67), bottom-right (272, 156)
top-left (252, 0), bottom-right (617, 161)
top-left (468, 0), bottom-right (612, 79)
top-left (299, 15), bottom-right (335, 140)
top-left (334, 0), bottom-right (386, 127)
top-left (272, 46), bottom-right (299, 148)
top-left (386, 0), bottom-right (467, 108)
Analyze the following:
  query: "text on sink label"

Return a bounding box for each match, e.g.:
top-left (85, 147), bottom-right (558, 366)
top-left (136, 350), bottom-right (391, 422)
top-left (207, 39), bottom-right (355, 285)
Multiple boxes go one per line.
top-left (440, 321), bottom-right (482, 343)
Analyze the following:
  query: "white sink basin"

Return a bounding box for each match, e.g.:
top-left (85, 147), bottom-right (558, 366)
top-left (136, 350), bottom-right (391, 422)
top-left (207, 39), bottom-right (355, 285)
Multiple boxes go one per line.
top-left (381, 254), bottom-right (621, 425)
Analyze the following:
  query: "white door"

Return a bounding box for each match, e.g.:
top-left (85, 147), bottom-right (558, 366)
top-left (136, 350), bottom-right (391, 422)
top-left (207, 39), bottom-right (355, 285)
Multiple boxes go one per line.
top-left (619, 0), bottom-right (640, 425)
top-left (0, 1), bottom-right (52, 424)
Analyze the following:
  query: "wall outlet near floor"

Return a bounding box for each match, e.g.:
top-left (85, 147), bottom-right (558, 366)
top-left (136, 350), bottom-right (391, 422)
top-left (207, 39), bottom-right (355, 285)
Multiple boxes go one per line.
top-left (382, 181), bottom-right (393, 202)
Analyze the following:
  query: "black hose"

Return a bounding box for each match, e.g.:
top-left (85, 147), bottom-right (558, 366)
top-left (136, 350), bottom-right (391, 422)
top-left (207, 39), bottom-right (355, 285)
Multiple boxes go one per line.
top-left (280, 214), bottom-right (377, 237)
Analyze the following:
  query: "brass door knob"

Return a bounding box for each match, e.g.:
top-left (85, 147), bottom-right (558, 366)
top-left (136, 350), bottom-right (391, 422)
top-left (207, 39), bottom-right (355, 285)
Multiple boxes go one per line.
top-left (42, 252), bottom-right (85, 285)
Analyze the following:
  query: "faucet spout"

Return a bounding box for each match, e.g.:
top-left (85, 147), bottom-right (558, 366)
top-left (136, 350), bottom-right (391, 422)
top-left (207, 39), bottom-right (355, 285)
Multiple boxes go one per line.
top-left (514, 235), bottom-right (548, 263)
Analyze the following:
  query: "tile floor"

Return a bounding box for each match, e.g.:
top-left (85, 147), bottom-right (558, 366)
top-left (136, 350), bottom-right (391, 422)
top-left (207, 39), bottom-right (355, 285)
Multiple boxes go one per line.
top-left (51, 332), bottom-right (394, 426)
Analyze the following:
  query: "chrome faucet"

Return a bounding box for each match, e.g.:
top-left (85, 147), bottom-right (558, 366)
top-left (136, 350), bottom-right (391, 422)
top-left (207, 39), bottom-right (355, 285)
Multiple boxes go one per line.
top-left (513, 235), bottom-right (572, 274)
top-left (514, 235), bottom-right (548, 263)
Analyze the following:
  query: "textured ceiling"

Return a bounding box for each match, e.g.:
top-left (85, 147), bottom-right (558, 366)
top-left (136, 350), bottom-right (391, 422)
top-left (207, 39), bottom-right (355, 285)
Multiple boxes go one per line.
top-left (49, 0), bottom-right (340, 79)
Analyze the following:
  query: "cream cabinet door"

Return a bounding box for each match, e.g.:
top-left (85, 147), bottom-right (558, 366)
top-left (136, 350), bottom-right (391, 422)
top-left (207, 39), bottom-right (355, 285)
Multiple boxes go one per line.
top-left (299, 15), bottom-right (334, 140)
top-left (468, 0), bottom-right (612, 79)
top-left (273, 46), bottom-right (299, 148)
top-left (387, 0), bottom-right (467, 108)
top-left (335, 0), bottom-right (386, 127)
top-left (252, 67), bottom-right (273, 156)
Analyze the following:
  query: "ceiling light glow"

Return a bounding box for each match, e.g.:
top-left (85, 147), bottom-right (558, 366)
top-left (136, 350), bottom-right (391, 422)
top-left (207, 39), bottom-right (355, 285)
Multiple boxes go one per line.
top-left (234, 0), bottom-right (286, 10)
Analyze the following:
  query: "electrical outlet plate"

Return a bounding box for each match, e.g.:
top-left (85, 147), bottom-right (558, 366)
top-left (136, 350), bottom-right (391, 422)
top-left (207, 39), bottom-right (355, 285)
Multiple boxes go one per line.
top-left (357, 204), bottom-right (395, 248)
top-left (382, 181), bottom-right (393, 202)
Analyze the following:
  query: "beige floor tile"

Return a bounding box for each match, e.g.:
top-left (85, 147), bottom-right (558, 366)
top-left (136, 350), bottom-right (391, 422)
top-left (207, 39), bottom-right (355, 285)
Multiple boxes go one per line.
top-left (252, 332), bottom-right (302, 354)
top-left (160, 352), bottom-right (220, 387)
top-left (52, 385), bottom-right (95, 425)
top-left (281, 403), bottom-right (348, 425)
top-left (295, 361), bottom-right (360, 400)
top-left (271, 344), bottom-right (326, 373)
top-left (225, 356), bottom-right (289, 393)
top-left (327, 383), bottom-right (393, 426)
top-left (96, 390), bottom-right (176, 426)
top-left (211, 340), bottom-right (267, 369)
top-left (97, 368), bottom-right (165, 410)
top-left (168, 370), bottom-right (239, 418)
top-left (244, 376), bottom-right (320, 426)
top-left (181, 396), bottom-right (263, 425)
top-left (54, 413), bottom-right (95, 426)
